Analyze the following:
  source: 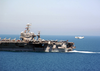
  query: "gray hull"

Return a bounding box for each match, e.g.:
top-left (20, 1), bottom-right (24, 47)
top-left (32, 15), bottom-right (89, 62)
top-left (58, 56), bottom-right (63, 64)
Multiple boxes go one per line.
top-left (0, 41), bottom-right (75, 52)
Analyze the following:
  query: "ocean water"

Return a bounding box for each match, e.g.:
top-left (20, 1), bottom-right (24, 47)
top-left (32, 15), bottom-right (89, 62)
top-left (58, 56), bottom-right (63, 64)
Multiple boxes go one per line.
top-left (0, 35), bottom-right (100, 71)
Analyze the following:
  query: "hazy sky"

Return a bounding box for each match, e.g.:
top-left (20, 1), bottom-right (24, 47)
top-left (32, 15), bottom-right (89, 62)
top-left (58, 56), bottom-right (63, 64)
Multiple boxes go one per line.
top-left (0, 0), bottom-right (100, 36)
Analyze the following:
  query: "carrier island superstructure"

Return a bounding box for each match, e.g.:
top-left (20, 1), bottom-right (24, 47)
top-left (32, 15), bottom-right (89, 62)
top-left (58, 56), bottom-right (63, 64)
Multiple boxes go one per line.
top-left (0, 24), bottom-right (76, 52)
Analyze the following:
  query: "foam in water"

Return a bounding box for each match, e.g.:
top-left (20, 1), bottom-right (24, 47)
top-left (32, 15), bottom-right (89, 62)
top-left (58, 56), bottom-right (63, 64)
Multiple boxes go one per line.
top-left (45, 49), bottom-right (100, 53)
top-left (69, 50), bottom-right (100, 54)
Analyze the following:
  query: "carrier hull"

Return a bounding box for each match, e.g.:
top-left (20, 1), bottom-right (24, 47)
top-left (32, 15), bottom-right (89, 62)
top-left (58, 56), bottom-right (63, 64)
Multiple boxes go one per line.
top-left (0, 41), bottom-right (76, 52)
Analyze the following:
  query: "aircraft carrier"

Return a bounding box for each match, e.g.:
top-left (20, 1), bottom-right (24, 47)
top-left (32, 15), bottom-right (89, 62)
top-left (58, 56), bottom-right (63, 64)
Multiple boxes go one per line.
top-left (0, 24), bottom-right (76, 52)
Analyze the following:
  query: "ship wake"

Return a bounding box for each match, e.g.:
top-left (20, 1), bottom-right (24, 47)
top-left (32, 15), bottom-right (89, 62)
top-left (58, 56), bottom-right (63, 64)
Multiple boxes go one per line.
top-left (69, 50), bottom-right (100, 54)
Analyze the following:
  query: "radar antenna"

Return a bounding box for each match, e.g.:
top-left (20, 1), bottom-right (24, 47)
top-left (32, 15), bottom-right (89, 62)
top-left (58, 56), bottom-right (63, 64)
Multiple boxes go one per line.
top-left (37, 31), bottom-right (40, 38)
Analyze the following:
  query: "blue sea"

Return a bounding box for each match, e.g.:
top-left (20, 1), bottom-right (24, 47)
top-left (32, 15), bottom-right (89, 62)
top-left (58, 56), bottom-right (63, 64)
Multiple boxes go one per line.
top-left (0, 35), bottom-right (100, 71)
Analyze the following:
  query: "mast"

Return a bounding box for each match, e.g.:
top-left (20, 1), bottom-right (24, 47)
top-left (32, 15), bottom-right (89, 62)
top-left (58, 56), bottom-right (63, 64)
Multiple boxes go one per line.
top-left (26, 23), bottom-right (31, 33)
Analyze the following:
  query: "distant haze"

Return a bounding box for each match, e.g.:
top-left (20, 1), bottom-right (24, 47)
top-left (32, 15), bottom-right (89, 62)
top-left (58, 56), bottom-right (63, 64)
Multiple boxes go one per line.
top-left (0, 0), bottom-right (100, 36)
